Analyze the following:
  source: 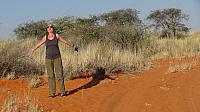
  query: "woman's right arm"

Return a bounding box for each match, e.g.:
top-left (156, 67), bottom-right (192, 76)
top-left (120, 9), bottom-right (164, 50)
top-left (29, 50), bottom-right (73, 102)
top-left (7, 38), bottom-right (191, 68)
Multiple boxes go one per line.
top-left (30, 36), bottom-right (46, 54)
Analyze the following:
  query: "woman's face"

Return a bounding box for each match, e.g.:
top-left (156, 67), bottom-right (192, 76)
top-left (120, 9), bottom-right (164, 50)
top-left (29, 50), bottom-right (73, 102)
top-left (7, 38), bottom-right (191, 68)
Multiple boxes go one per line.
top-left (47, 26), bottom-right (54, 33)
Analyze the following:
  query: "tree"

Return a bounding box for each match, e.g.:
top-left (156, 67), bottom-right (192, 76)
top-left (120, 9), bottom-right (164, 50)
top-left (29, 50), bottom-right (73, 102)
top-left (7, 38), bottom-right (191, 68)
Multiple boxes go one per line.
top-left (98, 8), bottom-right (141, 27)
top-left (72, 16), bottom-right (101, 44)
top-left (14, 20), bottom-right (48, 39)
top-left (147, 8), bottom-right (189, 38)
top-left (52, 16), bottom-right (101, 44)
top-left (97, 8), bottom-right (145, 51)
top-left (51, 16), bottom-right (75, 36)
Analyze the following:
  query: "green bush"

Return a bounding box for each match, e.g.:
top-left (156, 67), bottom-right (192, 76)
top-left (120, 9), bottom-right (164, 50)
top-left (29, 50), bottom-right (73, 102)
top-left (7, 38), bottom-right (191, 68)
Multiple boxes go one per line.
top-left (14, 20), bottom-right (48, 39)
top-left (100, 25), bottom-right (145, 50)
top-left (0, 39), bottom-right (44, 77)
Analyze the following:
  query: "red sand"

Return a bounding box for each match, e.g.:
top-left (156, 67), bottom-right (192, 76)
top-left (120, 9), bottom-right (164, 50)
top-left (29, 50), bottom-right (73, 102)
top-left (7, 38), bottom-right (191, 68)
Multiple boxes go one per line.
top-left (1, 57), bottom-right (200, 112)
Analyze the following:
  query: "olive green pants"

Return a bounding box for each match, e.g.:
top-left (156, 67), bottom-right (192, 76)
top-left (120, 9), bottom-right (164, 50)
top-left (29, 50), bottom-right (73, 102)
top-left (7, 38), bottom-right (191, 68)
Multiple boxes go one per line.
top-left (45, 57), bottom-right (65, 95)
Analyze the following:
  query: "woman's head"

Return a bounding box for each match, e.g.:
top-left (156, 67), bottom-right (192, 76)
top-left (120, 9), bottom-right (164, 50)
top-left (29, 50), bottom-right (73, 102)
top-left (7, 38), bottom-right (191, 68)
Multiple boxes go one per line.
top-left (46, 24), bottom-right (56, 35)
top-left (47, 24), bottom-right (55, 32)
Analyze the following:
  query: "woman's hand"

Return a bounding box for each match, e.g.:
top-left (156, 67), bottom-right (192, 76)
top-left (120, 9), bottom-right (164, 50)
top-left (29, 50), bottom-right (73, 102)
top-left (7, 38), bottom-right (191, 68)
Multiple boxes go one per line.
top-left (29, 48), bottom-right (35, 55)
top-left (29, 36), bottom-right (46, 55)
top-left (73, 45), bottom-right (79, 52)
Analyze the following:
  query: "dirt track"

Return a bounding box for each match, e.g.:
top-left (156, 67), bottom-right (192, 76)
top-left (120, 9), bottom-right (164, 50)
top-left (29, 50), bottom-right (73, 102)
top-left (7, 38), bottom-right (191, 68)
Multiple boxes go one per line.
top-left (1, 58), bottom-right (200, 112)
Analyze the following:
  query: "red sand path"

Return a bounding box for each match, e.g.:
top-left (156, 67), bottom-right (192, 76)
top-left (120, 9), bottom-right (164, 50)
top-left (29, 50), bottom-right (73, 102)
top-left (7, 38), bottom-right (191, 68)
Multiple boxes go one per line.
top-left (1, 57), bottom-right (200, 112)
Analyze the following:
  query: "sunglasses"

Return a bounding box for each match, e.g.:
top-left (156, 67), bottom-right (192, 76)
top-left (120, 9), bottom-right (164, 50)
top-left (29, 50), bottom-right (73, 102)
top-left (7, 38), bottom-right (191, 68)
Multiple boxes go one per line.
top-left (47, 26), bottom-right (54, 29)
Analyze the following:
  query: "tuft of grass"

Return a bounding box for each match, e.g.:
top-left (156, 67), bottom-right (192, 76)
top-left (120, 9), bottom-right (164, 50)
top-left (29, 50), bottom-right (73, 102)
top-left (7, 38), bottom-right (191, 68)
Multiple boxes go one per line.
top-left (167, 66), bottom-right (177, 73)
top-left (0, 93), bottom-right (44, 112)
top-left (0, 95), bottom-right (18, 112)
top-left (0, 95), bottom-right (43, 112)
top-left (6, 72), bottom-right (17, 80)
top-left (28, 77), bottom-right (44, 88)
top-left (0, 88), bottom-right (11, 94)
top-left (166, 62), bottom-right (197, 74)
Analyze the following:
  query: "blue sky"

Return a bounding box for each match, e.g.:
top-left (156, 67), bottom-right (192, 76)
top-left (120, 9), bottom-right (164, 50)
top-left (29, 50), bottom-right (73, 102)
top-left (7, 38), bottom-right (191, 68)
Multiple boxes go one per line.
top-left (0, 0), bottom-right (200, 38)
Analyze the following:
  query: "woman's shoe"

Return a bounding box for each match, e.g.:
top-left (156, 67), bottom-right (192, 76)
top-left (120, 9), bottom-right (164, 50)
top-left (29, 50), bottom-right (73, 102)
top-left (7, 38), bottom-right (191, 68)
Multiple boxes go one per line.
top-left (60, 93), bottom-right (67, 97)
top-left (49, 94), bottom-right (55, 98)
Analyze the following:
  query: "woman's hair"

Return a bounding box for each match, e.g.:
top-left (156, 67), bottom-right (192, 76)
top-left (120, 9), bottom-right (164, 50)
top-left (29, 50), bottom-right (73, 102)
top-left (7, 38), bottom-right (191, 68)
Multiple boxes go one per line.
top-left (46, 24), bottom-right (57, 37)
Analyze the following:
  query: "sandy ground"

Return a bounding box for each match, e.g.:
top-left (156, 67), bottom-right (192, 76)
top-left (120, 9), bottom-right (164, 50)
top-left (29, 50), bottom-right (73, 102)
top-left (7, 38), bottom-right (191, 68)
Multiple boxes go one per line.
top-left (1, 57), bottom-right (200, 112)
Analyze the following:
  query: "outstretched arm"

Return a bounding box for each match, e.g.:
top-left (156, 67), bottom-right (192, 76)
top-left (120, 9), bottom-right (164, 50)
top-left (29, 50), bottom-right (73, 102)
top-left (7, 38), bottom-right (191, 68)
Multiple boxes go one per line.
top-left (57, 34), bottom-right (79, 52)
top-left (30, 36), bottom-right (46, 54)
top-left (57, 34), bottom-right (79, 49)
top-left (57, 34), bottom-right (74, 47)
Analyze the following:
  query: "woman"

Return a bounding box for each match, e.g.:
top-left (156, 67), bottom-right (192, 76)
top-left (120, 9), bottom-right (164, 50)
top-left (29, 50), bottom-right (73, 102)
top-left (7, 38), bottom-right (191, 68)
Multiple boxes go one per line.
top-left (30, 24), bottom-right (78, 98)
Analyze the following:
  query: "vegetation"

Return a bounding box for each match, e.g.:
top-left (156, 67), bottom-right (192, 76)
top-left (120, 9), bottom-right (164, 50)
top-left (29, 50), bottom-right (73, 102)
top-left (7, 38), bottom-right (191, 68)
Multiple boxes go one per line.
top-left (1, 7), bottom-right (200, 112)
top-left (1, 8), bottom-right (196, 79)
top-left (147, 8), bottom-right (189, 38)
top-left (0, 92), bottom-right (43, 112)
top-left (0, 39), bottom-right (44, 77)
top-left (14, 20), bottom-right (48, 39)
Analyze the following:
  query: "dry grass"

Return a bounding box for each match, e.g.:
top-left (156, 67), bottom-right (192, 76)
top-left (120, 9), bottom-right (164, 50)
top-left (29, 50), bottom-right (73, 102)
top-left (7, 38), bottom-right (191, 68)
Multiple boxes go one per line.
top-left (26, 38), bottom-right (149, 78)
top-left (0, 88), bottom-right (11, 94)
top-left (0, 32), bottom-right (200, 78)
top-left (0, 92), bottom-right (43, 112)
top-left (6, 72), bottom-right (16, 80)
top-left (151, 32), bottom-right (200, 60)
top-left (166, 61), bottom-right (197, 74)
top-left (0, 39), bottom-right (44, 77)
top-left (28, 76), bottom-right (44, 88)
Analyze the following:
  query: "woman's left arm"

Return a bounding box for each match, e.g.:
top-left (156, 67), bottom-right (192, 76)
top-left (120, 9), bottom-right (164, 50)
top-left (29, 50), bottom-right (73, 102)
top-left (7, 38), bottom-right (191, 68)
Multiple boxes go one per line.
top-left (57, 34), bottom-right (74, 47)
top-left (57, 34), bottom-right (78, 49)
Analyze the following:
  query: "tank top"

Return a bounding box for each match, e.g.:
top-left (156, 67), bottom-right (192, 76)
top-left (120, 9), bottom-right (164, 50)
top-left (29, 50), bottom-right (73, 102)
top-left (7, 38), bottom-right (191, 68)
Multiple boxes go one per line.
top-left (45, 34), bottom-right (61, 59)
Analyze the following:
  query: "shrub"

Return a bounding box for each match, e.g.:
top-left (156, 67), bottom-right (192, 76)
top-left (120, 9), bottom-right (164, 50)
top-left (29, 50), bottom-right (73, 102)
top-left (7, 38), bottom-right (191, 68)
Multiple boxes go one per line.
top-left (13, 20), bottom-right (48, 39)
top-left (0, 39), bottom-right (44, 77)
top-left (28, 76), bottom-right (44, 88)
